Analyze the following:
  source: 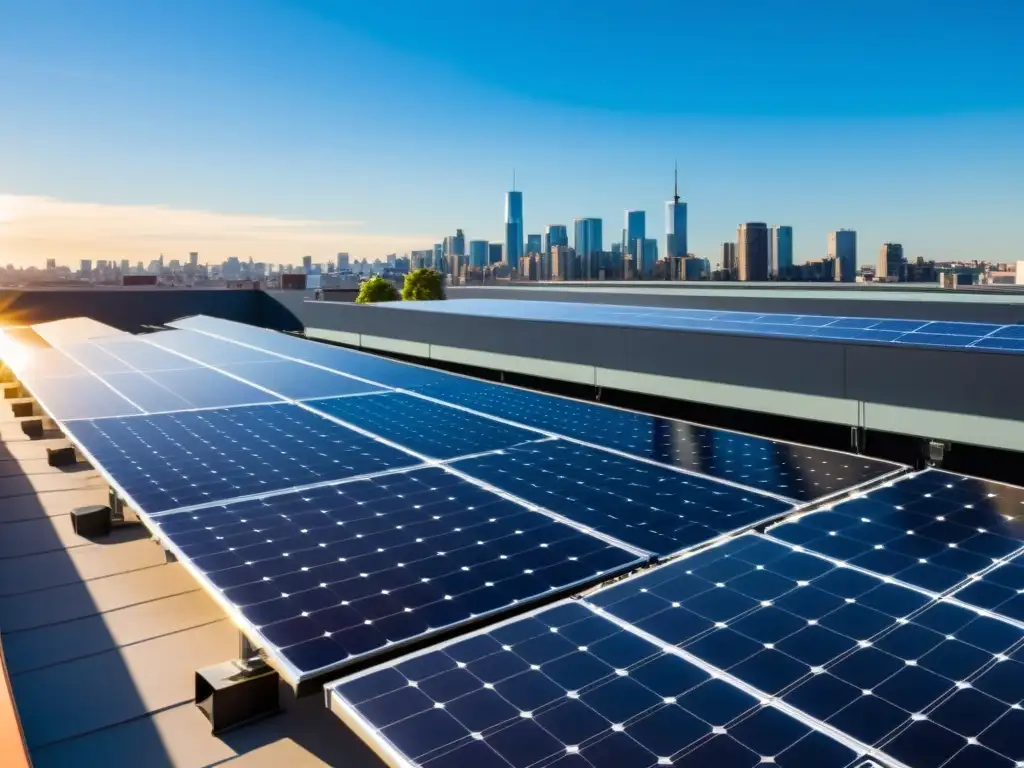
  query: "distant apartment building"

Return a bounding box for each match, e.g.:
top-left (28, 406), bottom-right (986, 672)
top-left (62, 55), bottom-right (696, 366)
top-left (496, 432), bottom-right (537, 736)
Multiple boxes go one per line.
top-left (828, 229), bottom-right (857, 282)
top-left (878, 243), bottom-right (904, 281)
top-left (737, 223), bottom-right (769, 281)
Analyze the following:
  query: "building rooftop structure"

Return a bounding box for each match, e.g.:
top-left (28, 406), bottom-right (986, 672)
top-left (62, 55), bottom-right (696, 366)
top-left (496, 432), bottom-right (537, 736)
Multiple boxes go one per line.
top-left (0, 289), bottom-right (1022, 768)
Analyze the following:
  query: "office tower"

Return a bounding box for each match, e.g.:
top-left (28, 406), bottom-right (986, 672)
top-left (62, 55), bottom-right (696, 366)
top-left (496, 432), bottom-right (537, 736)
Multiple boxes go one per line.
top-left (505, 183), bottom-right (524, 268)
top-left (443, 229), bottom-right (466, 275)
top-left (80, 259), bottom-right (92, 276)
top-left (120, 259), bottom-right (130, 274)
top-left (828, 229), bottom-right (857, 282)
top-left (469, 240), bottom-right (489, 269)
top-left (544, 224), bottom-right (568, 255)
top-left (721, 242), bottom-right (737, 276)
top-left (45, 258), bottom-right (56, 270)
top-left (640, 238), bottom-right (658, 278)
top-left (665, 164), bottom-right (688, 261)
top-left (737, 223), bottom-right (769, 281)
top-left (551, 245), bottom-right (575, 281)
top-left (526, 234), bottom-right (542, 255)
top-left (624, 210), bottom-right (646, 262)
top-left (573, 218), bottom-right (603, 280)
top-left (488, 243), bottom-right (503, 265)
top-left (432, 244), bottom-right (443, 271)
top-left (770, 226), bottom-right (793, 276)
top-left (878, 242), bottom-right (904, 281)
top-left (683, 256), bottom-right (704, 281)
top-left (189, 252), bottom-right (199, 267)
top-left (337, 252), bottom-right (350, 271)
top-left (302, 255), bottom-right (313, 274)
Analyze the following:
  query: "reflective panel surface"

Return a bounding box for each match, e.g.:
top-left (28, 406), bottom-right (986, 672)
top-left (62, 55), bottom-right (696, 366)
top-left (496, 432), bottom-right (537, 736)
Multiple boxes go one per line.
top-left (308, 392), bottom-right (546, 460)
top-left (219, 361), bottom-right (384, 401)
top-left (18, 375), bottom-right (143, 421)
top-left (768, 470), bottom-right (1024, 594)
top-left (330, 601), bottom-right (863, 768)
top-left (452, 440), bottom-right (793, 556)
top-left (64, 404), bottom-right (420, 513)
top-left (157, 469), bottom-right (643, 681)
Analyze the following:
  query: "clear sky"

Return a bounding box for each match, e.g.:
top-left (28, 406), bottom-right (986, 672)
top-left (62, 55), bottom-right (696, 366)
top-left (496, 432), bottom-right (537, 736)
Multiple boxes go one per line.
top-left (1, 0), bottom-right (1022, 268)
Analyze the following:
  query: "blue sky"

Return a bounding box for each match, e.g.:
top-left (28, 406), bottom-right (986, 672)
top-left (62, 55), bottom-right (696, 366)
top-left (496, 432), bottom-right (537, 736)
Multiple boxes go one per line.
top-left (1, 0), bottom-right (1022, 266)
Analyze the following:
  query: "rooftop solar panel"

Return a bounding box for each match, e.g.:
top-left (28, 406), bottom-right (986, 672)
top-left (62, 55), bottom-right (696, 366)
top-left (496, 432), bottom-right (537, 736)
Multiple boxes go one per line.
top-left (155, 468), bottom-right (643, 684)
top-left (14, 374), bottom-right (144, 421)
top-left (382, 299), bottom-right (1024, 355)
top-left (766, 470), bottom-right (1024, 595)
top-left (950, 550), bottom-right (1024, 626)
top-left (587, 534), bottom-right (1024, 768)
top-left (452, 440), bottom-right (794, 556)
top-left (88, 337), bottom-right (206, 372)
top-left (308, 392), bottom-right (548, 461)
top-left (328, 600), bottom-right (865, 768)
top-left (63, 403), bottom-right (421, 514)
top-left (219, 361), bottom-right (385, 401)
top-left (144, 328), bottom-right (282, 365)
top-left (97, 372), bottom-right (194, 413)
top-left (413, 376), bottom-right (900, 503)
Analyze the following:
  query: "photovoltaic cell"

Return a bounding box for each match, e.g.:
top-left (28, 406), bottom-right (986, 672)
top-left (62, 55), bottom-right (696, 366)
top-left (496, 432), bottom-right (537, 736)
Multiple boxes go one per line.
top-left (588, 534), bottom-right (1024, 768)
top-left (98, 372), bottom-right (193, 413)
top-left (308, 392), bottom-right (547, 460)
top-left (452, 440), bottom-right (793, 556)
top-left (380, 299), bottom-right (1024, 354)
top-left (413, 376), bottom-right (899, 503)
top-left (329, 600), bottom-right (864, 768)
top-left (143, 329), bottom-right (281, 365)
top-left (13, 374), bottom-right (143, 421)
top-left (90, 337), bottom-right (206, 372)
top-left (156, 468), bottom-right (643, 681)
top-left (767, 470), bottom-right (1024, 595)
top-left (63, 403), bottom-right (420, 513)
top-left (219, 360), bottom-right (384, 401)
top-left (951, 549), bottom-right (1024, 625)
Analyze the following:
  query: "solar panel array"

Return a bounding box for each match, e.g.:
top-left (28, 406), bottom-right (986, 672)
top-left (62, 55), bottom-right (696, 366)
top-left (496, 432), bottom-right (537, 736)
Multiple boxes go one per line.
top-left (383, 298), bottom-right (1024, 353)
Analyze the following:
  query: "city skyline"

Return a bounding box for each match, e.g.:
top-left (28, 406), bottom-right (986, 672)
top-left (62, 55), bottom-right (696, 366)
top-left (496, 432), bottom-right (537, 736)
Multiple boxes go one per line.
top-left (1, 2), bottom-right (1022, 267)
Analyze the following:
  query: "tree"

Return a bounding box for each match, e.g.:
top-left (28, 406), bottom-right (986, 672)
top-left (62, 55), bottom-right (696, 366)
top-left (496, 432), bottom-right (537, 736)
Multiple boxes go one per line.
top-left (356, 276), bottom-right (400, 304)
top-left (402, 268), bottom-right (446, 301)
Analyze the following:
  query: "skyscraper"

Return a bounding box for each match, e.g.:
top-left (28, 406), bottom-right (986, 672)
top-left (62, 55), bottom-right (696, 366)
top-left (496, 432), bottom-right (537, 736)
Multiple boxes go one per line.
top-left (769, 226), bottom-right (793, 276)
top-left (189, 252), bottom-right (199, 267)
top-left (526, 234), bottom-right (542, 255)
top-left (737, 223), bottom-right (769, 281)
top-left (878, 242), bottom-right (904, 281)
top-left (302, 255), bottom-right (313, 274)
top-left (469, 240), bottom-right (489, 269)
top-left (443, 229), bottom-right (466, 275)
top-left (665, 164), bottom-right (688, 262)
top-left (640, 238), bottom-right (658, 278)
top-left (544, 225), bottom-right (568, 255)
top-left (337, 252), bottom-right (350, 271)
top-left (721, 242), bottom-right (737, 277)
top-left (573, 218), bottom-right (603, 280)
top-left (505, 180), bottom-right (523, 269)
top-left (624, 210), bottom-right (645, 262)
top-left (432, 244), bottom-right (443, 271)
top-left (488, 243), bottom-right (503, 264)
top-left (828, 229), bottom-right (857, 282)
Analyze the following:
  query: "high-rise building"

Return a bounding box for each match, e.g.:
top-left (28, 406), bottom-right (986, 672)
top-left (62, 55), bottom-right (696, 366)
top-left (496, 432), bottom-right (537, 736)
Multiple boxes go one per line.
top-left (624, 210), bottom-right (645, 262)
top-left (469, 240), bottom-right (489, 269)
top-left (45, 258), bottom-right (56, 271)
top-left (337, 252), bottom-right (350, 271)
top-left (120, 259), bottom-right (130, 274)
top-left (488, 243), bottom-right (503, 265)
top-left (505, 186), bottom-right (524, 269)
top-left (443, 229), bottom-right (466, 275)
top-left (80, 259), bottom-right (92, 276)
top-left (828, 229), bottom-right (857, 282)
top-left (526, 234), bottom-right (542, 255)
top-left (770, 226), bottom-right (793, 276)
top-left (573, 218), bottom-right (603, 280)
top-left (737, 223), bottom-right (769, 281)
top-left (551, 245), bottom-right (575, 281)
top-left (189, 252), bottom-right (199, 267)
top-left (665, 164), bottom-right (687, 262)
top-left (432, 244), bottom-right (443, 272)
top-left (721, 242), bottom-right (737, 276)
top-left (640, 238), bottom-right (658, 278)
top-left (302, 255), bottom-right (313, 274)
top-left (878, 243), bottom-right (904, 281)
top-left (544, 225), bottom-right (568, 255)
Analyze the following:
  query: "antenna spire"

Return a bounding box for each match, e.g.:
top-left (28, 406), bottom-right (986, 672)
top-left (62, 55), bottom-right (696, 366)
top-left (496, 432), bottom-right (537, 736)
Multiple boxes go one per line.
top-left (673, 161), bottom-right (679, 204)
top-left (512, 168), bottom-right (516, 192)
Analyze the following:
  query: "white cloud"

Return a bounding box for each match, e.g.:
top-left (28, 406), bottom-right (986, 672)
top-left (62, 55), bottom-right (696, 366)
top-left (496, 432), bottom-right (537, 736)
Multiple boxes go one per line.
top-left (0, 195), bottom-right (437, 266)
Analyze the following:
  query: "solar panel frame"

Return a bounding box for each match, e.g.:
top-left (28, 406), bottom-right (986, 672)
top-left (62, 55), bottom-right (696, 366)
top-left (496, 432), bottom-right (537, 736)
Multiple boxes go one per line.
top-left (327, 599), bottom-right (870, 768)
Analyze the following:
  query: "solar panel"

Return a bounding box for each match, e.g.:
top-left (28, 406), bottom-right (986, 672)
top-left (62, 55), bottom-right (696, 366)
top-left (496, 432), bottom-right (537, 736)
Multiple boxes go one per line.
top-left (143, 328), bottom-right (281, 365)
top-left (588, 534), bottom-right (1024, 768)
top-left (413, 376), bottom-right (900, 503)
top-left (328, 600), bottom-right (865, 768)
top-left (381, 299), bottom-right (1024, 354)
top-left (219, 361), bottom-right (385, 401)
top-left (766, 470), bottom-right (1024, 595)
top-left (63, 404), bottom-right (421, 514)
top-left (452, 440), bottom-right (793, 556)
top-left (88, 337), bottom-right (206, 372)
top-left (308, 392), bottom-right (548, 461)
top-left (155, 468), bottom-right (643, 683)
top-left (950, 550), bottom-right (1024, 625)
top-left (13, 374), bottom-right (144, 421)
top-left (97, 372), bottom-right (194, 412)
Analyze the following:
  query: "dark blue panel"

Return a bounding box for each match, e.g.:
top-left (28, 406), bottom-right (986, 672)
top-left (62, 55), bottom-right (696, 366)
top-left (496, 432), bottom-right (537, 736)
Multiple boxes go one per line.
top-left (768, 469), bottom-right (1024, 594)
top-left (308, 392), bottom-right (544, 460)
top-left (156, 471), bottom-right (642, 679)
top-left (93, 338), bottom-right (204, 372)
top-left (168, 316), bottom-right (455, 388)
top-left (974, 337), bottom-right (1024, 352)
top-left (895, 332), bottom-right (976, 348)
top-left (100, 372), bottom-right (192, 412)
top-left (329, 601), bottom-right (859, 768)
top-left (145, 329), bottom-right (279, 365)
top-left (24, 374), bottom-right (143, 421)
top-left (991, 325), bottom-right (1024, 340)
top-left (64, 404), bottom-right (420, 513)
top-left (952, 552), bottom-right (1024, 624)
top-left (922, 322), bottom-right (1004, 337)
top-left (588, 534), bottom-right (1024, 767)
top-left (415, 377), bottom-right (898, 503)
top-left (142, 367), bottom-right (280, 409)
top-left (452, 440), bottom-right (792, 556)
top-left (220, 361), bottom-right (384, 401)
